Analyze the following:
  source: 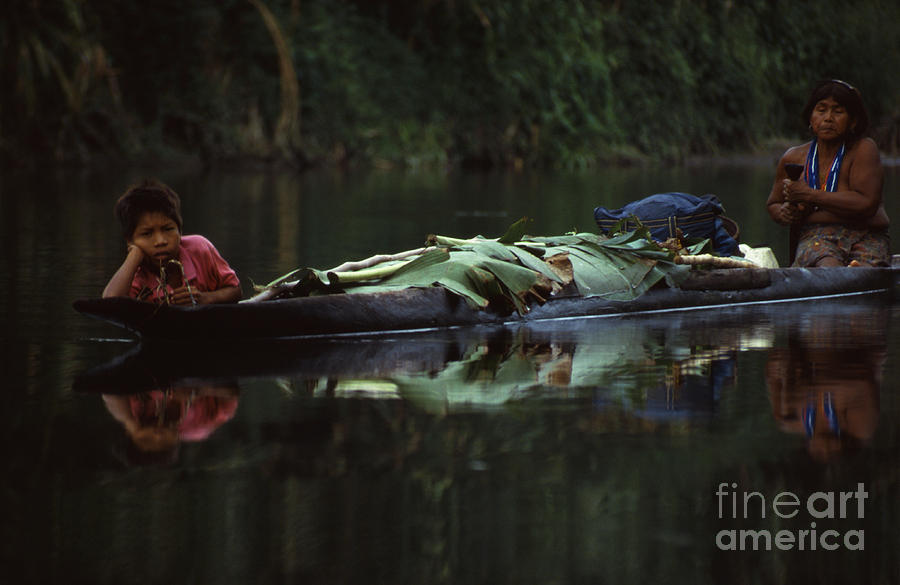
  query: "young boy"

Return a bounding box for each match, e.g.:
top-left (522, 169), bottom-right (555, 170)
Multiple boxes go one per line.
top-left (103, 179), bottom-right (242, 304)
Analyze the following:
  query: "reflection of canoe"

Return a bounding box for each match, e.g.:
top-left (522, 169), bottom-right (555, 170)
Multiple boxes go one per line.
top-left (72, 332), bottom-right (472, 394)
top-left (73, 266), bottom-right (898, 341)
top-left (74, 297), bottom-right (888, 420)
top-left (74, 304), bottom-right (753, 398)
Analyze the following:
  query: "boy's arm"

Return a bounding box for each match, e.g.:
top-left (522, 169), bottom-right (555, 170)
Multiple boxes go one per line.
top-left (166, 235), bottom-right (243, 305)
top-left (204, 286), bottom-right (242, 304)
top-left (102, 245), bottom-right (144, 298)
top-left (169, 284), bottom-right (242, 305)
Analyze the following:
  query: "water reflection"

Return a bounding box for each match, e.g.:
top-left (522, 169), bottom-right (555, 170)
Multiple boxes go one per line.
top-left (766, 304), bottom-right (887, 460)
top-left (75, 303), bottom-right (789, 423)
top-left (73, 297), bottom-right (891, 466)
top-left (78, 321), bottom-right (751, 416)
top-left (58, 297), bottom-right (898, 582)
top-left (358, 323), bottom-right (743, 422)
top-left (101, 383), bottom-right (240, 465)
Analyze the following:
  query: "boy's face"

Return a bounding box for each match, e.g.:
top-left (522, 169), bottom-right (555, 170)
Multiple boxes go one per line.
top-left (129, 211), bottom-right (182, 267)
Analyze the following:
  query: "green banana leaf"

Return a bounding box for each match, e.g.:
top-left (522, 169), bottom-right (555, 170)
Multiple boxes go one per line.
top-left (259, 220), bottom-right (696, 313)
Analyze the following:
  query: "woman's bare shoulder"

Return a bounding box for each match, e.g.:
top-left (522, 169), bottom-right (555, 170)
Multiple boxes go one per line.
top-left (844, 138), bottom-right (882, 172)
top-left (850, 137), bottom-right (880, 157)
top-left (780, 142), bottom-right (812, 163)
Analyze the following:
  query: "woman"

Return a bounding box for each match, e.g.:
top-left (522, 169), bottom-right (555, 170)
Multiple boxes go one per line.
top-left (766, 80), bottom-right (890, 266)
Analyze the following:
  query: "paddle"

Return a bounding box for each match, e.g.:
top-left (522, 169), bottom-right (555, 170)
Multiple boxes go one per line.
top-left (784, 163), bottom-right (804, 265)
top-left (784, 163), bottom-right (803, 181)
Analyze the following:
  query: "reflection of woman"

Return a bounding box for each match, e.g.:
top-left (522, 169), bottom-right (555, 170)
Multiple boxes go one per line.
top-left (765, 80), bottom-right (890, 266)
top-left (103, 383), bottom-right (239, 464)
top-left (766, 309), bottom-right (885, 460)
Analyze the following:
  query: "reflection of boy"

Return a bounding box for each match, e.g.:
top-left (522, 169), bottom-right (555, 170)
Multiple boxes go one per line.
top-left (103, 385), bottom-right (240, 465)
top-left (103, 179), bottom-right (241, 305)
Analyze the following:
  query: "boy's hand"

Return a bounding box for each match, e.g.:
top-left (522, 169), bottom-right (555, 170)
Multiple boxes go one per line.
top-left (170, 286), bottom-right (202, 305)
top-left (103, 244), bottom-right (148, 299)
top-left (126, 243), bottom-right (146, 264)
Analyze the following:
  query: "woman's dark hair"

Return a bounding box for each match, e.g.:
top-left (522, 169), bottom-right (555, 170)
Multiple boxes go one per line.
top-left (114, 179), bottom-right (183, 240)
top-left (801, 79), bottom-right (869, 142)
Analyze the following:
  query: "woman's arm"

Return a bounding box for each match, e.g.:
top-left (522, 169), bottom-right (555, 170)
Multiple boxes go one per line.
top-left (102, 245), bottom-right (145, 298)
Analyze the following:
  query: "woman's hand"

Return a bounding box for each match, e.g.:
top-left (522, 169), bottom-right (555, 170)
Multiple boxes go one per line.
top-left (777, 201), bottom-right (809, 225)
top-left (778, 178), bottom-right (817, 226)
top-left (782, 178), bottom-right (814, 207)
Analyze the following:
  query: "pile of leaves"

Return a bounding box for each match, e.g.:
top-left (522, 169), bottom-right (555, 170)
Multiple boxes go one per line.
top-left (253, 218), bottom-right (709, 315)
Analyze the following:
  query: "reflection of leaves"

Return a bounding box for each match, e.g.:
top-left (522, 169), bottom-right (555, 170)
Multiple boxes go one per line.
top-left (394, 343), bottom-right (542, 411)
top-left (377, 324), bottom-right (737, 417)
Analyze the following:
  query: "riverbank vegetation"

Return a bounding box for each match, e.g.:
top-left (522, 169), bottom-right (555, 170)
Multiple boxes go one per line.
top-left (3, 0), bottom-right (899, 169)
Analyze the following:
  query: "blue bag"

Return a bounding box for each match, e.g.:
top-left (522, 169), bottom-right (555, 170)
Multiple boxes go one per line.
top-left (593, 193), bottom-right (740, 256)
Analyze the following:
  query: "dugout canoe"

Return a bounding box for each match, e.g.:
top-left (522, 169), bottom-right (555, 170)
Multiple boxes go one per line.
top-left (73, 265), bottom-right (900, 341)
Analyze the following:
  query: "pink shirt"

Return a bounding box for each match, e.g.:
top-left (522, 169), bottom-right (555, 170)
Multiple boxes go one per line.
top-left (130, 234), bottom-right (239, 303)
top-left (128, 391), bottom-right (239, 441)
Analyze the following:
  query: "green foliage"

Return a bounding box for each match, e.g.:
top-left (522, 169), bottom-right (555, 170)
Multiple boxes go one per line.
top-left (263, 223), bottom-right (688, 314)
top-left (3, 0), bottom-right (899, 167)
top-left (1, 0), bottom-right (129, 161)
top-left (291, 1), bottom-right (436, 163)
top-left (408, 0), bottom-right (617, 167)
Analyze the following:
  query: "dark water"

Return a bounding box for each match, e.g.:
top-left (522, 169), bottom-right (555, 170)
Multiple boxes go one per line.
top-left (2, 164), bottom-right (899, 584)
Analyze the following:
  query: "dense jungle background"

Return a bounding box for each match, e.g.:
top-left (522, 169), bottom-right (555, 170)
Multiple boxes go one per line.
top-left (3, 0), bottom-right (900, 169)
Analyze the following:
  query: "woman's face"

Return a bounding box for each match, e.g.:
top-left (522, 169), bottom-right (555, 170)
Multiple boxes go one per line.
top-left (809, 96), bottom-right (854, 142)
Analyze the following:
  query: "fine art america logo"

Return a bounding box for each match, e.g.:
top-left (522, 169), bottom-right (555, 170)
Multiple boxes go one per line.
top-left (715, 482), bottom-right (868, 551)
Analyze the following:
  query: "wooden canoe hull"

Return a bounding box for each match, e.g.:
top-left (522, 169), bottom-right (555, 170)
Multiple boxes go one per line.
top-left (73, 266), bottom-right (899, 341)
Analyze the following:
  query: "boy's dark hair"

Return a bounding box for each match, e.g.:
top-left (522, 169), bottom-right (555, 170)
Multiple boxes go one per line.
top-left (801, 79), bottom-right (869, 143)
top-left (114, 179), bottom-right (183, 240)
